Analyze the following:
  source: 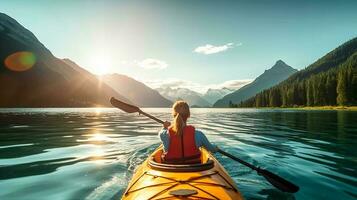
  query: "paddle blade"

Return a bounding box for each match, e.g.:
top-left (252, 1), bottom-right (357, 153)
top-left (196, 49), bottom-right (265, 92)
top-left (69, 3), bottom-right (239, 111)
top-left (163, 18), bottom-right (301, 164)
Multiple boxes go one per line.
top-left (110, 97), bottom-right (140, 113)
top-left (258, 168), bottom-right (299, 193)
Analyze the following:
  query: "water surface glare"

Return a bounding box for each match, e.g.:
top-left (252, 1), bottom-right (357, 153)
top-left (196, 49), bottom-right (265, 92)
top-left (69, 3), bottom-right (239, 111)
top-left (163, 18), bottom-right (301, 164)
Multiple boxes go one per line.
top-left (0, 108), bottom-right (356, 200)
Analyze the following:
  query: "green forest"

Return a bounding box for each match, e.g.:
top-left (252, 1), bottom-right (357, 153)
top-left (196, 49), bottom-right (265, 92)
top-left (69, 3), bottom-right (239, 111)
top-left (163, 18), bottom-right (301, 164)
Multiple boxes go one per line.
top-left (231, 38), bottom-right (357, 108)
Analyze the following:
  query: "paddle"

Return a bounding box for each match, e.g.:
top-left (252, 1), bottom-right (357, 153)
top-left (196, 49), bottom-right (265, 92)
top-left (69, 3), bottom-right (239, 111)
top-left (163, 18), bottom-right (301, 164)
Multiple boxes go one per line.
top-left (110, 97), bottom-right (164, 124)
top-left (217, 149), bottom-right (299, 193)
top-left (110, 97), bottom-right (299, 193)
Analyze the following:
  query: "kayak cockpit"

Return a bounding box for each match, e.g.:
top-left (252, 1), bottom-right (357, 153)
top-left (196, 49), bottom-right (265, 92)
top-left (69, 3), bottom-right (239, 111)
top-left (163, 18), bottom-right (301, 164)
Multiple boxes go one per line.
top-left (148, 147), bottom-right (214, 172)
top-left (122, 146), bottom-right (244, 200)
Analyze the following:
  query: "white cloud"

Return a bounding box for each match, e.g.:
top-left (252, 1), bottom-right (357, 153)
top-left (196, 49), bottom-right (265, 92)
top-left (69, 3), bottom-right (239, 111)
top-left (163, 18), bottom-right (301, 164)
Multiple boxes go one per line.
top-left (144, 78), bottom-right (252, 94)
top-left (138, 58), bottom-right (168, 69)
top-left (194, 42), bottom-right (240, 55)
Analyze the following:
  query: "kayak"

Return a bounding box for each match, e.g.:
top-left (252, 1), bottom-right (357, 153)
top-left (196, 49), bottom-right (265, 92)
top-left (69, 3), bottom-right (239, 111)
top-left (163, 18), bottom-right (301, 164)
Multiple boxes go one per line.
top-left (121, 146), bottom-right (244, 200)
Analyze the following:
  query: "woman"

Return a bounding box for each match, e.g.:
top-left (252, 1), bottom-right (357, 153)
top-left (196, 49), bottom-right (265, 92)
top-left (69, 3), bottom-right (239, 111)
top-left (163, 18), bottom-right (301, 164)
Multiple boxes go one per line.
top-left (159, 101), bottom-right (218, 164)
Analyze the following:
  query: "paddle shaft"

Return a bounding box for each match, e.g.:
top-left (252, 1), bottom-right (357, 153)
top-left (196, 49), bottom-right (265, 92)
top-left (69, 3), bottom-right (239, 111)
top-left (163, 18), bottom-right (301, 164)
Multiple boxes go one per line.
top-left (218, 148), bottom-right (299, 193)
top-left (217, 149), bottom-right (258, 171)
top-left (139, 110), bottom-right (165, 124)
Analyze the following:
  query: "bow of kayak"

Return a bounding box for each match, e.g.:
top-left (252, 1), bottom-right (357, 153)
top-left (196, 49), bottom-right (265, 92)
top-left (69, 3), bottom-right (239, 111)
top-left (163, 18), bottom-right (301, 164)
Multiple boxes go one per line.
top-left (121, 147), bottom-right (244, 200)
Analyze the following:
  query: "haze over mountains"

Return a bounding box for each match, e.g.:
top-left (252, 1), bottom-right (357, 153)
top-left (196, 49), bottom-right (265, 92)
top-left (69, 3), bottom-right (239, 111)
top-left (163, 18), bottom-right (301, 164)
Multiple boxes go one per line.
top-left (214, 60), bottom-right (298, 107)
top-left (156, 87), bottom-right (212, 107)
top-left (203, 88), bottom-right (234, 104)
top-left (101, 74), bottom-right (172, 107)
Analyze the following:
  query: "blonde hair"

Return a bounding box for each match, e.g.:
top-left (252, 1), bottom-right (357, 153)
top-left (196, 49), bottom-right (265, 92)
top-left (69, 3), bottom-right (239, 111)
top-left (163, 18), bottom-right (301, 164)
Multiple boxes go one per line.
top-left (170, 101), bottom-right (190, 136)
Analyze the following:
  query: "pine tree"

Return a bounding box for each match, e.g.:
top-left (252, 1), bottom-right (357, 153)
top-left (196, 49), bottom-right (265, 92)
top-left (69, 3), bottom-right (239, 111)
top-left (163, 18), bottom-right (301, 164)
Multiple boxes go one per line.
top-left (306, 80), bottom-right (314, 106)
top-left (337, 70), bottom-right (347, 106)
top-left (326, 74), bottom-right (337, 105)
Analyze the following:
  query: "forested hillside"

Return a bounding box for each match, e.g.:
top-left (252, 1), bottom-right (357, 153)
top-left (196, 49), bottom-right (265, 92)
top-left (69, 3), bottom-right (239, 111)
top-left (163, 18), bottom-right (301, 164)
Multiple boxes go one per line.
top-left (236, 37), bottom-right (357, 107)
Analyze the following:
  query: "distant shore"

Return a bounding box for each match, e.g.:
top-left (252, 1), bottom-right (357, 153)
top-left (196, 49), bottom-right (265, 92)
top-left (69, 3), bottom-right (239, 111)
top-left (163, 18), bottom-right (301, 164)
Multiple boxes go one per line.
top-left (288, 106), bottom-right (357, 111)
top-left (253, 106), bottom-right (357, 111)
top-left (230, 106), bottom-right (357, 111)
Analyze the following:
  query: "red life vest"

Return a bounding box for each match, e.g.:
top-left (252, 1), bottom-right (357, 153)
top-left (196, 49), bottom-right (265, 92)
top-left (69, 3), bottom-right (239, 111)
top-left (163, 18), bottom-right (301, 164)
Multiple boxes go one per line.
top-left (163, 125), bottom-right (201, 164)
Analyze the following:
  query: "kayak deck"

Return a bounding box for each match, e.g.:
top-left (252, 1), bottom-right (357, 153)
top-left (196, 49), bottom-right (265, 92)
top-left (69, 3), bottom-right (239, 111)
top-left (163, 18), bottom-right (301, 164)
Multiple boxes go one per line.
top-left (122, 147), bottom-right (244, 200)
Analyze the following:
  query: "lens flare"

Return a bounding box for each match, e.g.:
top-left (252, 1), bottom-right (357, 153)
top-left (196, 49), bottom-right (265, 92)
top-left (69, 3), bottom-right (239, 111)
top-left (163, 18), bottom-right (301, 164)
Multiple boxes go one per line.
top-left (4, 51), bottom-right (36, 72)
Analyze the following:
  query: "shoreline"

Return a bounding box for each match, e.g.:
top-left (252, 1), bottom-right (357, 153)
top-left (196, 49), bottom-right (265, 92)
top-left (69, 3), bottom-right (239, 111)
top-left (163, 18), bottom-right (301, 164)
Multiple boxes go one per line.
top-left (287, 106), bottom-right (357, 111)
top-left (234, 106), bottom-right (357, 111)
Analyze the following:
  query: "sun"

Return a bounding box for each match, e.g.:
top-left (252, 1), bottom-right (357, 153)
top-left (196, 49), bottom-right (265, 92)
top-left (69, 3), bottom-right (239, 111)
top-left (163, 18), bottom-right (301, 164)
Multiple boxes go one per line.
top-left (88, 54), bottom-right (113, 75)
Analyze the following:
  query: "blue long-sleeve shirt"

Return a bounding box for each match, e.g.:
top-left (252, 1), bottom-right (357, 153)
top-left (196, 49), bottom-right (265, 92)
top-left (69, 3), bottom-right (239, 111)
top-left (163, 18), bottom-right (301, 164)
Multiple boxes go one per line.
top-left (158, 128), bottom-right (218, 153)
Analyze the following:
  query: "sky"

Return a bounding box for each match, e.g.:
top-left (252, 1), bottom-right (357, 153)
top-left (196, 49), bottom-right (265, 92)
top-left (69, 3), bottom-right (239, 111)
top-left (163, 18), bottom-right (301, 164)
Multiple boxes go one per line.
top-left (1, 0), bottom-right (357, 93)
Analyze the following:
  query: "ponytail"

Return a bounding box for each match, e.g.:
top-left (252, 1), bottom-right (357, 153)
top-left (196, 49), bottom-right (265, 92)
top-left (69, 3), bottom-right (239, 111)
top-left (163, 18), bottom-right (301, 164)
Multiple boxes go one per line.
top-left (170, 101), bottom-right (190, 136)
top-left (172, 113), bottom-right (186, 136)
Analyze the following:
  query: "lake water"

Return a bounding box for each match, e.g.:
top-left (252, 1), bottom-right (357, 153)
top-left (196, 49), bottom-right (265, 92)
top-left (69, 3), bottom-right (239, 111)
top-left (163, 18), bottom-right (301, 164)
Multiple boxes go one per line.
top-left (0, 108), bottom-right (356, 200)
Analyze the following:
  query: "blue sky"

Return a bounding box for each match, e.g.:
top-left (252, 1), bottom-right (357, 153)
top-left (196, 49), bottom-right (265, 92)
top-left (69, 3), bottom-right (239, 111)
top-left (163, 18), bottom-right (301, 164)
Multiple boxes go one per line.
top-left (1, 0), bottom-right (357, 93)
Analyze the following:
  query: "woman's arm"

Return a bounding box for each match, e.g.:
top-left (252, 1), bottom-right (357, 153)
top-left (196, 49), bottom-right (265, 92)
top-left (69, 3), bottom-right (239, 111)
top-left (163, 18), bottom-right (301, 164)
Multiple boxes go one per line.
top-left (158, 121), bottom-right (171, 152)
top-left (195, 130), bottom-right (218, 153)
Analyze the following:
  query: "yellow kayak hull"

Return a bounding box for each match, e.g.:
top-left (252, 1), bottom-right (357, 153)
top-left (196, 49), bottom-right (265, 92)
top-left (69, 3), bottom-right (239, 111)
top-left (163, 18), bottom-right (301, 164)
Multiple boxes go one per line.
top-left (121, 147), bottom-right (244, 200)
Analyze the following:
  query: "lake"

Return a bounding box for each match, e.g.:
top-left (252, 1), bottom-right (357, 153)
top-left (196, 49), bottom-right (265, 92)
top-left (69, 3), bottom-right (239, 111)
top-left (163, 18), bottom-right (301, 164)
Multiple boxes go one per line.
top-left (0, 108), bottom-right (356, 200)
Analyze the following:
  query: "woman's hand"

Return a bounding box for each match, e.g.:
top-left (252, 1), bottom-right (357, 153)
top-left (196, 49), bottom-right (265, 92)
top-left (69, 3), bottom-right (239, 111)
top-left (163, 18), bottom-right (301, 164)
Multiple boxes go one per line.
top-left (163, 121), bottom-right (171, 129)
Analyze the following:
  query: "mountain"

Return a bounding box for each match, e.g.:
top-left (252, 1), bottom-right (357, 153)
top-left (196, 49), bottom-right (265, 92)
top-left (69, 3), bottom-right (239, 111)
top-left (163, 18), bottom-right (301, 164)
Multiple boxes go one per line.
top-left (101, 74), bottom-right (172, 107)
top-left (202, 87), bottom-right (234, 104)
top-left (213, 60), bottom-right (298, 107)
top-left (0, 13), bottom-right (130, 107)
top-left (156, 87), bottom-right (211, 107)
top-left (239, 37), bottom-right (357, 107)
